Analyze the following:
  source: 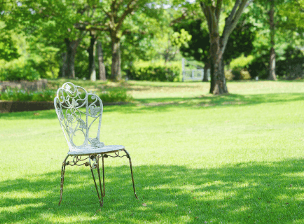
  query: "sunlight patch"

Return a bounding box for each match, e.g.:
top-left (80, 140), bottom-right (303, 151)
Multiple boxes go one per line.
top-left (2, 191), bottom-right (51, 199)
top-left (0, 203), bottom-right (44, 213)
top-left (281, 172), bottom-right (304, 178)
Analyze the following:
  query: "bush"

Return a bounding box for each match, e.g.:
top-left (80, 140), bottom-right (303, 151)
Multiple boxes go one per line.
top-left (231, 68), bottom-right (251, 80)
top-left (128, 61), bottom-right (182, 82)
top-left (230, 55), bottom-right (254, 70)
top-left (79, 88), bottom-right (133, 103)
top-left (225, 70), bottom-right (234, 81)
top-left (99, 88), bottom-right (132, 103)
top-left (225, 68), bottom-right (251, 81)
top-left (0, 88), bottom-right (56, 101)
top-left (248, 59), bottom-right (268, 79)
top-left (0, 58), bottom-right (40, 81)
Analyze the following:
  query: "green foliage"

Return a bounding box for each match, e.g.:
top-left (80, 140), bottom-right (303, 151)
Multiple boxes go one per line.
top-left (248, 56), bottom-right (269, 79)
top-left (0, 58), bottom-right (40, 81)
top-left (129, 61), bottom-right (182, 82)
top-left (232, 68), bottom-right (251, 80)
top-left (99, 88), bottom-right (133, 103)
top-left (276, 45), bottom-right (304, 79)
top-left (225, 70), bottom-right (234, 81)
top-left (226, 54), bottom-right (253, 80)
top-left (0, 87), bottom-right (132, 103)
top-left (225, 68), bottom-right (251, 81)
top-left (77, 88), bottom-right (133, 103)
top-left (230, 55), bottom-right (254, 69)
top-left (172, 19), bottom-right (210, 62)
top-left (170, 29), bottom-right (192, 48)
top-left (248, 45), bottom-right (304, 80)
top-left (0, 30), bottom-right (20, 61)
top-left (173, 18), bottom-right (255, 65)
top-left (0, 88), bottom-right (55, 101)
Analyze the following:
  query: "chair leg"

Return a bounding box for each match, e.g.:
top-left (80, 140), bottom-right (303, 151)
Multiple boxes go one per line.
top-left (122, 149), bottom-right (138, 199)
top-left (90, 156), bottom-right (104, 207)
top-left (59, 155), bottom-right (69, 206)
top-left (102, 155), bottom-right (105, 197)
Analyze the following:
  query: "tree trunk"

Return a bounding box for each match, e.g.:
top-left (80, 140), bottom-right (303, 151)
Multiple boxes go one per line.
top-left (111, 39), bottom-right (121, 80)
top-left (200, 0), bottom-right (249, 94)
top-left (209, 55), bottom-right (227, 94)
top-left (209, 31), bottom-right (228, 94)
top-left (97, 40), bottom-right (106, 81)
top-left (88, 32), bottom-right (97, 81)
top-left (64, 38), bottom-right (80, 79)
top-left (203, 62), bottom-right (210, 82)
top-left (61, 52), bottom-right (67, 78)
top-left (268, 0), bottom-right (277, 80)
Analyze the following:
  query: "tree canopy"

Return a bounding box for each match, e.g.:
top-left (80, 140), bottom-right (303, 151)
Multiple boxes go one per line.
top-left (0, 0), bottom-right (303, 94)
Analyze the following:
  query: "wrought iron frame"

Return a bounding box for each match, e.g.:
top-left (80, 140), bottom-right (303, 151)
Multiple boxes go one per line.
top-left (59, 149), bottom-right (137, 207)
top-left (54, 82), bottom-right (137, 207)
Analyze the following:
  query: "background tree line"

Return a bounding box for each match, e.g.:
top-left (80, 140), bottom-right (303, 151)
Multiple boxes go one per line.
top-left (0, 0), bottom-right (304, 94)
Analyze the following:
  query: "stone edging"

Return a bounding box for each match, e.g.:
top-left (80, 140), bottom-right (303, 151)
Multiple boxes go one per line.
top-left (0, 79), bottom-right (48, 92)
top-left (0, 101), bottom-right (129, 113)
top-left (0, 101), bottom-right (54, 113)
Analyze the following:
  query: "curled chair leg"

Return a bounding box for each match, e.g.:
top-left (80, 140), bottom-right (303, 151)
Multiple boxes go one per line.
top-left (59, 155), bottom-right (69, 206)
top-left (122, 149), bottom-right (138, 199)
top-left (90, 155), bottom-right (104, 207)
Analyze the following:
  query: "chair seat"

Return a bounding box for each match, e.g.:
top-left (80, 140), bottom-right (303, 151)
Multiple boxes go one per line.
top-left (68, 145), bottom-right (125, 155)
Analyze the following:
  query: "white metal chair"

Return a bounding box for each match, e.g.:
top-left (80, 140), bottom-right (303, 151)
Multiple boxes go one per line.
top-left (54, 82), bottom-right (137, 207)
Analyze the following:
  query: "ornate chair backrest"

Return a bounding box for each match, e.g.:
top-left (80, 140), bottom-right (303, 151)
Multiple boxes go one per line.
top-left (54, 82), bottom-right (103, 152)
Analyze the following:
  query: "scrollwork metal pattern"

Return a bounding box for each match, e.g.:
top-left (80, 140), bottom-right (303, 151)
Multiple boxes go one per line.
top-left (54, 82), bottom-right (104, 152)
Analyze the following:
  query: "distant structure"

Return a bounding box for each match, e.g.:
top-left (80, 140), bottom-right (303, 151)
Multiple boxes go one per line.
top-left (182, 58), bottom-right (210, 82)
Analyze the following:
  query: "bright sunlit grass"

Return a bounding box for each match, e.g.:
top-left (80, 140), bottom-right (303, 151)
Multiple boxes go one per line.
top-left (1, 80), bottom-right (304, 223)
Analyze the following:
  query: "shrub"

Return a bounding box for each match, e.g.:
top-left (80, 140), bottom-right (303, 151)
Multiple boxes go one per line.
top-left (225, 70), bottom-right (234, 81)
top-left (230, 55), bottom-right (254, 70)
top-left (128, 61), bottom-right (182, 82)
top-left (248, 58), bottom-right (268, 79)
top-left (0, 88), bottom-right (56, 101)
top-left (79, 88), bottom-right (133, 103)
top-left (225, 68), bottom-right (251, 81)
top-left (231, 68), bottom-right (251, 80)
top-left (99, 88), bottom-right (132, 103)
top-left (0, 58), bottom-right (40, 81)
top-left (0, 88), bottom-right (132, 103)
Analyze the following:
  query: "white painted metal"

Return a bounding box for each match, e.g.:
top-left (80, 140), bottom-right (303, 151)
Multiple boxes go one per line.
top-left (54, 82), bottom-right (124, 155)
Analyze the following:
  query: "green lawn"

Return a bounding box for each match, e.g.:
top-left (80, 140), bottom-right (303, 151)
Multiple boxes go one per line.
top-left (1, 80), bottom-right (304, 223)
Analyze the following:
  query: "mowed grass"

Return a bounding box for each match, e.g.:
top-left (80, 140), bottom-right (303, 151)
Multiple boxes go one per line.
top-left (1, 80), bottom-right (304, 223)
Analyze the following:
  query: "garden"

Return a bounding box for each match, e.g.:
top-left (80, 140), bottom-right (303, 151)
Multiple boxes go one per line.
top-left (1, 0), bottom-right (304, 223)
top-left (0, 80), bottom-right (304, 223)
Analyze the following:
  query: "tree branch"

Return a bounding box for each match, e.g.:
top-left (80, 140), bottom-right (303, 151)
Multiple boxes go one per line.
top-left (221, 0), bottom-right (249, 52)
top-left (215, 0), bottom-right (223, 21)
top-left (225, 0), bottom-right (241, 25)
top-left (200, 2), bottom-right (212, 32)
top-left (116, 0), bottom-right (139, 31)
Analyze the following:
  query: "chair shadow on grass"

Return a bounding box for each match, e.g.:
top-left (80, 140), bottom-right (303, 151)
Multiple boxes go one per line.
top-left (1, 158), bottom-right (304, 223)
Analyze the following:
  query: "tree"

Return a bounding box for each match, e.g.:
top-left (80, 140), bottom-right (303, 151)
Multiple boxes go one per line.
top-left (4, 0), bottom-right (90, 79)
top-left (268, 0), bottom-right (276, 80)
top-left (250, 0), bottom-right (303, 80)
top-left (199, 0), bottom-right (251, 94)
top-left (97, 40), bottom-right (107, 81)
top-left (76, 0), bottom-right (167, 81)
top-left (173, 17), bottom-right (255, 82)
top-left (0, 29), bottom-right (20, 61)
